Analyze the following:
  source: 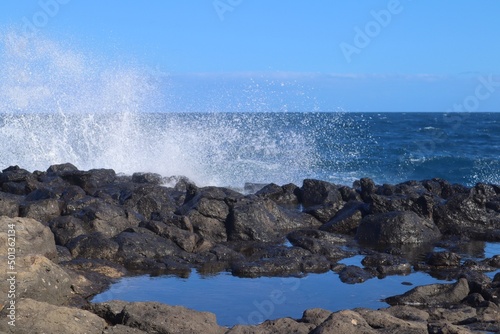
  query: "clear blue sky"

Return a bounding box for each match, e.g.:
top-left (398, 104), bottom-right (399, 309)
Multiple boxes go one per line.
top-left (1, 1), bottom-right (499, 111)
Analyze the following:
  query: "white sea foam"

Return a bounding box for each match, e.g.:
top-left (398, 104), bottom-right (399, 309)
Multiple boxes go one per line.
top-left (0, 32), bottom-right (333, 188)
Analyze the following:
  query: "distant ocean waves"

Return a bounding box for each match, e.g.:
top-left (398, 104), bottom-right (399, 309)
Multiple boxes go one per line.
top-left (0, 112), bottom-right (498, 188)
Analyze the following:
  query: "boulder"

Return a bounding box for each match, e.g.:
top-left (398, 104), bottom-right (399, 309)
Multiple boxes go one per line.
top-left (287, 229), bottom-right (352, 261)
top-left (140, 220), bottom-right (198, 252)
top-left (355, 308), bottom-right (428, 334)
top-left (19, 198), bottom-right (62, 223)
top-left (385, 278), bottom-right (470, 307)
top-left (10, 255), bottom-right (74, 305)
top-left (311, 309), bottom-right (377, 334)
top-left (73, 201), bottom-right (139, 238)
top-left (67, 232), bottom-right (120, 260)
top-left (356, 211), bottom-right (441, 245)
top-left (300, 308), bottom-right (333, 326)
top-left (95, 301), bottom-right (226, 334)
top-left (49, 215), bottom-right (87, 246)
top-left (0, 216), bottom-right (57, 261)
top-left (338, 265), bottom-right (375, 284)
top-left (60, 168), bottom-right (116, 193)
top-left (112, 227), bottom-right (181, 271)
top-left (0, 298), bottom-right (107, 334)
top-left (176, 187), bottom-right (240, 243)
top-left (227, 197), bottom-right (321, 242)
top-left (0, 192), bottom-right (22, 217)
top-left (319, 200), bottom-right (366, 234)
top-left (255, 182), bottom-right (300, 206)
top-left (434, 185), bottom-right (500, 240)
top-left (426, 251), bottom-right (461, 267)
top-left (300, 179), bottom-right (343, 208)
top-left (228, 318), bottom-right (313, 333)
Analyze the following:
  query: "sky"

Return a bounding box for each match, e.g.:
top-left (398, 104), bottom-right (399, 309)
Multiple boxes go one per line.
top-left (1, 0), bottom-right (499, 111)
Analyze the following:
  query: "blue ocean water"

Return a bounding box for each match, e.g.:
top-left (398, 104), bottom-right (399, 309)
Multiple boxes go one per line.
top-left (1, 112), bottom-right (498, 188)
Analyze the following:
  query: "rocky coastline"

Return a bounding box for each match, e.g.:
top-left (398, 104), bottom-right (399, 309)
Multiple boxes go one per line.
top-left (1, 163), bottom-right (499, 333)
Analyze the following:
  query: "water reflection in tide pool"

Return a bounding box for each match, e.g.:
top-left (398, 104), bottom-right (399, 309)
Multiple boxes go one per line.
top-left (92, 242), bottom-right (500, 327)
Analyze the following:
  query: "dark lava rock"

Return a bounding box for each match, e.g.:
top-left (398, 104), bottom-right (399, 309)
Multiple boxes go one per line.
top-left (255, 182), bottom-right (300, 206)
top-left (287, 229), bottom-right (353, 261)
top-left (227, 197), bottom-right (320, 242)
top-left (176, 186), bottom-right (241, 243)
top-left (338, 265), bottom-right (375, 284)
top-left (60, 168), bottom-right (116, 194)
top-left (49, 215), bottom-right (87, 246)
top-left (0, 191), bottom-right (22, 217)
top-left (131, 172), bottom-right (163, 185)
top-left (385, 278), bottom-right (470, 307)
top-left (319, 200), bottom-right (367, 235)
top-left (361, 253), bottom-right (411, 276)
top-left (300, 179), bottom-right (343, 208)
top-left (19, 198), bottom-right (62, 223)
top-left (140, 220), bottom-right (198, 252)
top-left (67, 232), bottom-right (119, 260)
top-left (434, 184), bottom-right (500, 240)
top-left (231, 254), bottom-right (330, 277)
top-left (426, 251), bottom-right (461, 267)
top-left (356, 211), bottom-right (441, 245)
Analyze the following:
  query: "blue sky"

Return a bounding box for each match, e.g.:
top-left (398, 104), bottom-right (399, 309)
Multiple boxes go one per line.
top-left (1, 1), bottom-right (499, 111)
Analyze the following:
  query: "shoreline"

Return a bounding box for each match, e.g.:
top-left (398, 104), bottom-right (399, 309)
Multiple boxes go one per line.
top-left (1, 163), bottom-right (499, 333)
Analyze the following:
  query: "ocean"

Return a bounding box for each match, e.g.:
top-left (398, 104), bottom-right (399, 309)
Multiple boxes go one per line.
top-left (1, 111), bottom-right (498, 189)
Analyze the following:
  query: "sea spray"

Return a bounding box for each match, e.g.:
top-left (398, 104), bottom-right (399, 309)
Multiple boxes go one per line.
top-left (2, 31), bottom-right (362, 187)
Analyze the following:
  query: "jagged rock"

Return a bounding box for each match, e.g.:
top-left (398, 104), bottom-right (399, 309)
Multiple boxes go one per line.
top-left (60, 168), bottom-right (117, 194)
top-left (19, 198), bottom-right (62, 223)
top-left (255, 182), bottom-right (300, 206)
top-left (356, 211), bottom-right (441, 245)
top-left (72, 201), bottom-right (139, 238)
top-left (434, 184), bottom-right (500, 240)
top-left (140, 220), bottom-right (198, 252)
top-left (176, 186), bottom-right (240, 243)
top-left (0, 192), bottom-right (22, 217)
top-left (49, 215), bottom-right (87, 246)
top-left (319, 200), bottom-right (366, 234)
top-left (67, 232), bottom-right (120, 260)
top-left (287, 229), bottom-right (352, 261)
top-left (227, 197), bottom-right (320, 242)
top-left (112, 227), bottom-right (181, 271)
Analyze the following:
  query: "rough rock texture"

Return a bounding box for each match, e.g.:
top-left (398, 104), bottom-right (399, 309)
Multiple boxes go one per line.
top-left (356, 210), bottom-right (442, 244)
top-left (94, 301), bottom-right (226, 334)
top-left (0, 298), bottom-right (107, 334)
top-left (0, 164), bottom-right (499, 333)
top-left (385, 278), bottom-right (470, 307)
top-left (0, 216), bottom-right (58, 260)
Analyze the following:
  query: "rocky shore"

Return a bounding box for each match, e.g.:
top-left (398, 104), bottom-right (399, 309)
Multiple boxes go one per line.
top-left (1, 163), bottom-right (499, 333)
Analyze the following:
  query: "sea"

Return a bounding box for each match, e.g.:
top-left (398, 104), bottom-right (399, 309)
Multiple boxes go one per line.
top-left (0, 111), bottom-right (498, 189)
top-left (1, 32), bottom-right (499, 327)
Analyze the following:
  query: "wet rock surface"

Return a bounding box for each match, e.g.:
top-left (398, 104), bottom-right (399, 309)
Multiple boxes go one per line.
top-left (0, 165), bottom-right (499, 333)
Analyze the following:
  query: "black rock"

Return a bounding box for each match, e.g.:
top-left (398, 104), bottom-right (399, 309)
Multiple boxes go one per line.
top-left (356, 211), bottom-right (441, 245)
